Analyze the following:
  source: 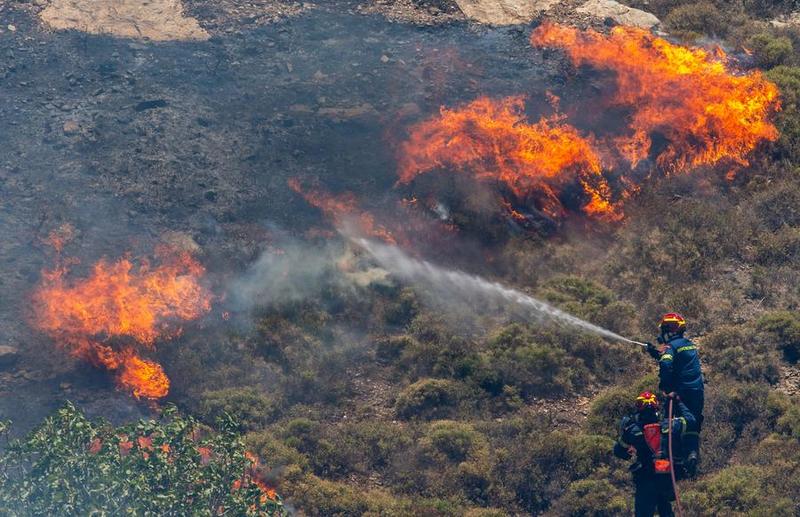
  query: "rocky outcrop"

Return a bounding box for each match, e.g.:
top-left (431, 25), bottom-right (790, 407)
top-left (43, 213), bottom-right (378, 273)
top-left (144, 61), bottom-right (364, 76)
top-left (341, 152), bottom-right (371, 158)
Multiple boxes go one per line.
top-left (770, 12), bottom-right (800, 28)
top-left (454, 0), bottom-right (559, 25)
top-left (576, 0), bottom-right (660, 28)
top-left (0, 345), bottom-right (19, 369)
top-left (40, 0), bottom-right (209, 41)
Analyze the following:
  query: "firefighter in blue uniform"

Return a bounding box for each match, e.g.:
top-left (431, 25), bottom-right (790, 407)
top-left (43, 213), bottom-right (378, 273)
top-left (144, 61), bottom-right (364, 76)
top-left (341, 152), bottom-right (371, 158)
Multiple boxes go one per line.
top-left (646, 313), bottom-right (703, 473)
top-left (614, 391), bottom-right (696, 517)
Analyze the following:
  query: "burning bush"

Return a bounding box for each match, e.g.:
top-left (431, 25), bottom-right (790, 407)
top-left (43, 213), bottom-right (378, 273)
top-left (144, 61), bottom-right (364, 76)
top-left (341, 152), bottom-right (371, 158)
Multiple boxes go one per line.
top-left (397, 96), bottom-right (620, 221)
top-left (531, 22), bottom-right (780, 172)
top-left (31, 248), bottom-right (212, 400)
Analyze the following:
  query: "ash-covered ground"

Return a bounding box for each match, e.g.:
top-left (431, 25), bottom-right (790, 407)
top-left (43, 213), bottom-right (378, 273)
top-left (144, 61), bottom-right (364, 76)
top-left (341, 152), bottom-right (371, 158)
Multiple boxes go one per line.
top-left (0, 3), bottom-right (564, 431)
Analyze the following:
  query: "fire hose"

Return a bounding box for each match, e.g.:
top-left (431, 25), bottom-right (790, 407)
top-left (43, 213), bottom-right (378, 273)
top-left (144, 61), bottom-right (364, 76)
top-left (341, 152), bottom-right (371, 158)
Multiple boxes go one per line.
top-left (668, 397), bottom-right (685, 517)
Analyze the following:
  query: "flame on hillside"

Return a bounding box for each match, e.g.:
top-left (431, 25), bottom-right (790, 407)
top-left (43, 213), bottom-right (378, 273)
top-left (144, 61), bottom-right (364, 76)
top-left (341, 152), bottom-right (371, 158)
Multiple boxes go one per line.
top-left (530, 22), bottom-right (780, 171)
top-left (396, 96), bottom-right (621, 221)
top-left (395, 25), bottom-right (780, 225)
top-left (288, 178), bottom-right (399, 243)
top-left (32, 248), bottom-right (212, 400)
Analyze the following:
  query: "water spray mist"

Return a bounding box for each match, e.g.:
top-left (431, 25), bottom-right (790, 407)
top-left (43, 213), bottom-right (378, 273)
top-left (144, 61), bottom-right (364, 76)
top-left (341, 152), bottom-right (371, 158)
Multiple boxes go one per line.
top-left (354, 237), bottom-right (646, 348)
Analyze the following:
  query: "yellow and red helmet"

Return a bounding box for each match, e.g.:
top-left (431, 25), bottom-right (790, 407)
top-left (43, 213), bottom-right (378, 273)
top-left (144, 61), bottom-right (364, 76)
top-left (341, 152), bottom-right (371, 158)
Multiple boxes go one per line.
top-left (659, 313), bottom-right (686, 335)
top-left (636, 391), bottom-right (659, 412)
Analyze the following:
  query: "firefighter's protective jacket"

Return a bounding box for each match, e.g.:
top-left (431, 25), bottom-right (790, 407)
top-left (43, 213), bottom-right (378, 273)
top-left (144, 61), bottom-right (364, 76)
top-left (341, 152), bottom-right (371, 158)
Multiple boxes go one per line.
top-left (613, 400), bottom-right (697, 478)
top-left (658, 336), bottom-right (704, 393)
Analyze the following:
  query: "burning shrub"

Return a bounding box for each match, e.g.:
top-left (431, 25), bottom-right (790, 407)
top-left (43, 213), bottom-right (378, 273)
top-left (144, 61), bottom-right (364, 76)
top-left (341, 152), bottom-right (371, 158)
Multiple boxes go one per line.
top-left (0, 403), bottom-right (285, 516)
top-left (31, 248), bottom-right (212, 400)
top-left (397, 96), bottom-right (619, 221)
top-left (531, 22), bottom-right (780, 172)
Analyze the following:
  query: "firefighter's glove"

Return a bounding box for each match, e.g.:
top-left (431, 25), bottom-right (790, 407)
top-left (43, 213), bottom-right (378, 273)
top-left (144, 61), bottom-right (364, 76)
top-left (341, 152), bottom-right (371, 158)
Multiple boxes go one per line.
top-left (646, 342), bottom-right (661, 360)
top-left (666, 392), bottom-right (680, 401)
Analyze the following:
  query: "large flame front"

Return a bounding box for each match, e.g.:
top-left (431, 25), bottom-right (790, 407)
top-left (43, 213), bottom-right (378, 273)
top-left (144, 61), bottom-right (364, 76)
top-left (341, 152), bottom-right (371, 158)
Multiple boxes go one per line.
top-left (396, 96), bottom-right (619, 220)
top-left (32, 248), bottom-right (212, 400)
top-left (530, 22), bottom-right (781, 171)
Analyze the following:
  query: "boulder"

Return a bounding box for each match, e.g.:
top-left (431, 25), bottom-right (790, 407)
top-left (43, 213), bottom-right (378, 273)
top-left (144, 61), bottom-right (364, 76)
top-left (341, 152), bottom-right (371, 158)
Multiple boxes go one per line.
top-left (0, 345), bottom-right (20, 369)
top-left (39, 0), bottom-right (209, 41)
top-left (454, 0), bottom-right (559, 25)
top-left (576, 0), bottom-right (660, 28)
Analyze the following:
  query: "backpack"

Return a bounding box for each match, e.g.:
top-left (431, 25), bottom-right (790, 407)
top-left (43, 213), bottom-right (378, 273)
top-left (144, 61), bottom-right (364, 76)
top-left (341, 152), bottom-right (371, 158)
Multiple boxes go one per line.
top-left (643, 423), bottom-right (671, 474)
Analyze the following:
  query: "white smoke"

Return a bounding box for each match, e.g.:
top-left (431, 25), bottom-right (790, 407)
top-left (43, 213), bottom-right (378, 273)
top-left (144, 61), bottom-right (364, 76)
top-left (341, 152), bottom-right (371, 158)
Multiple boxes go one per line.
top-left (354, 237), bottom-right (645, 347)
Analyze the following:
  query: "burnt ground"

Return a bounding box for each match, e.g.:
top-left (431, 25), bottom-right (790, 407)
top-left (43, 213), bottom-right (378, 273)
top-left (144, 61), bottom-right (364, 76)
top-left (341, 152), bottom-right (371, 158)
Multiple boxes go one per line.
top-left (0, 3), bottom-right (569, 432)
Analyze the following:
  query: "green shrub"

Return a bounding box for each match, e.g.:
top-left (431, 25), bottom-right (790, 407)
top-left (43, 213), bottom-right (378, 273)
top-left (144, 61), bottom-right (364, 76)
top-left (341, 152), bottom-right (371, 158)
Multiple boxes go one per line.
top-left (199, 386), bottom-right (277, 430)
top-left (683, 465), bottom-right (767, 514)
top-left (765, 66), bottom-right (800, 162)
top-left (383, 287), bottom-right (420, 326)
top-left (755, 226), bottom-right (800, 266)
top-left (702, 382), bottom-right (777, 470)
top-left (586, 386), bottom-right (637, 438)
top-left (752, 176), bottom-right (800, 230)
top-left (757, 310), bottom-right (800, 360)
top-left (703, 325), bottom-right (781, 383)
top-left (395, 378), bottom-right (463, 419)
top-left (666, 2), bottom-right (730, 38)
top-left (423, 421), bottom-right (486, 462)
top-left (478, 324), bottom-right (588, 397)
top-left (403, 314), bottom-right (479, 378)
top-left (376, 334), bottom-right (415, 363)
top-left (567, 435), bottom-right (616, 478)
top-left (286, 474), bottom-right (381, 516)
top-left (747, 32), bottom-right (794, 68)
top-left (550, 477), bottom-right (629, 517)
top-left (0, 403), bottom-right (285, 516)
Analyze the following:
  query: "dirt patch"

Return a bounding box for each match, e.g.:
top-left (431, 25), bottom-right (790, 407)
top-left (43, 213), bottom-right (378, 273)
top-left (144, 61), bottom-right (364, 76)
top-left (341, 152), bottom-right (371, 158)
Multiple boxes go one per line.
top-left (39, 0), bottom-right (209, 41)
top-left (358, 0), bottom-right (465, 25)
top-left (183, 0), bottom-right (308, 34)
top-left (778, 364), bottom-right (800, 396)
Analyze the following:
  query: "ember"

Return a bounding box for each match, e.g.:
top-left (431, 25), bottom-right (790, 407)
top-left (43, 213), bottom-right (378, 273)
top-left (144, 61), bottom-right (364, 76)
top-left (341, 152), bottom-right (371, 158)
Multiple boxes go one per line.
top-left (32, 248), bottom-right (212, 400)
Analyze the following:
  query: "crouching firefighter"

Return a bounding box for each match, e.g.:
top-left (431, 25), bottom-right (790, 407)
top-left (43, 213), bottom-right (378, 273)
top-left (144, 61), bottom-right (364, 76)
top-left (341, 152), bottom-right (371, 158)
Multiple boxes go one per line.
top-left (646, 313), bottom-right (703, 468)
top-left (613, 391), bottom-right (697, 517)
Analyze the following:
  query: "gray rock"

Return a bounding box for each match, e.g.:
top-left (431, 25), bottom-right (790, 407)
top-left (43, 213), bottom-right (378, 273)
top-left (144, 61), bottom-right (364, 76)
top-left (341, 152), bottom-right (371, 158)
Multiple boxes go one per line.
top-left (0, 345), bottom-right (19, 368)
top-left (455, 0), bottom-right (558, 25)
top-left (576, 0), bottom-right (660, 28)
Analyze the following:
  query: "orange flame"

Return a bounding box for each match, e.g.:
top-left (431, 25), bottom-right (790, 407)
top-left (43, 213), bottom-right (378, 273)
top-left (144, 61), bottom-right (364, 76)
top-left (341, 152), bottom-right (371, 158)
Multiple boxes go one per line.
top-left (396, 96), bottom-right (621, 221)
top-left (531, 22), bottom-right (780, 171)
top-left (32, 248), bottom-right (211, 400)
top-left (288, 178), bottom-right (398, 242)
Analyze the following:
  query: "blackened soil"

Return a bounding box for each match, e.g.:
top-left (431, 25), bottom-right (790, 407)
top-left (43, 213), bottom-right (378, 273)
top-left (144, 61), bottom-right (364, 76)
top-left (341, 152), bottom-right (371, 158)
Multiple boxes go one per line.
top-left (0, 4), bottom-right (561, 431)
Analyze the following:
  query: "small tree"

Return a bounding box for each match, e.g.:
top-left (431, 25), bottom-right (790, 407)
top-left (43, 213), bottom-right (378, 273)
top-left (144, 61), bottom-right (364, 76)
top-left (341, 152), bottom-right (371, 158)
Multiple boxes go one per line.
top-left (0, 402), bottom-right (286, 516)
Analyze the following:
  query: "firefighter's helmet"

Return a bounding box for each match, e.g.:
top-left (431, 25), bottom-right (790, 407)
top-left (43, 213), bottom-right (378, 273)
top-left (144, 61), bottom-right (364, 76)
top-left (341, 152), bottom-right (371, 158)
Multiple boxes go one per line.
top-left (659, 313), bottom-right (686, 335)
top-left (636, 391), bottom-right (659, 412)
